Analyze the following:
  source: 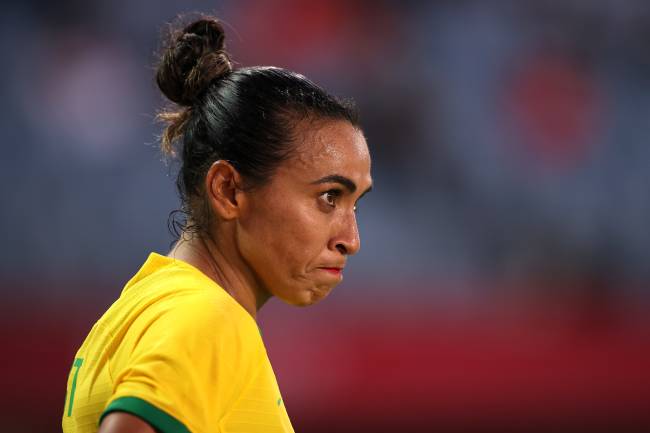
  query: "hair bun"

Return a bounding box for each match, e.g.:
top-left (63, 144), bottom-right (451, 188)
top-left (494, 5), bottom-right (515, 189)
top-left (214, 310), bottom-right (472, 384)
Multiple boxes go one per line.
top-left (157, 18), bottom-right (232, 106)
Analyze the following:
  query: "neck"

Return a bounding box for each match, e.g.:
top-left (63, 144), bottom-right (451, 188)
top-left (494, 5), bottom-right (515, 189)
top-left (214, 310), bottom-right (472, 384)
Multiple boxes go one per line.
top-left (167, 229), bottom-right (270, 319)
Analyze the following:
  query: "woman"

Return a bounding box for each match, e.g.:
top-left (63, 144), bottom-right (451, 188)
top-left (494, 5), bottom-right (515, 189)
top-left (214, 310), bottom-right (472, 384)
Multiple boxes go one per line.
top-left (62, 16), bottom-right (372, 433)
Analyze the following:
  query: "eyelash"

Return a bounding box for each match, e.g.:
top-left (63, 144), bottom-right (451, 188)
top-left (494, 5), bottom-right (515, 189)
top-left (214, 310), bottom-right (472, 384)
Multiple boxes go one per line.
top-left (321, 189), bottom-right (341, 207)
top-left (320, 189), bottom-right (359, 212)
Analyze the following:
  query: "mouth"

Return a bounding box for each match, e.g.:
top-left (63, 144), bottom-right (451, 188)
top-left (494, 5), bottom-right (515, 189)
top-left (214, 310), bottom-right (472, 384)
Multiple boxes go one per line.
top-left (320, 267), bottom-right (343, 276)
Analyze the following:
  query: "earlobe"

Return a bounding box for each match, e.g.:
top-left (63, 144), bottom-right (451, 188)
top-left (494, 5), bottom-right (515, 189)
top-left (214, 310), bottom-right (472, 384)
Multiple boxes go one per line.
top-left (205, 160), bottom-right (243, 220)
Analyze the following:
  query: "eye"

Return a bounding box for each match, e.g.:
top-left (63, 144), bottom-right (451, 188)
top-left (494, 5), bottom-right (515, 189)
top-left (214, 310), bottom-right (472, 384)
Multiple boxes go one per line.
top-left (320, 189), bottom-right (341, 208)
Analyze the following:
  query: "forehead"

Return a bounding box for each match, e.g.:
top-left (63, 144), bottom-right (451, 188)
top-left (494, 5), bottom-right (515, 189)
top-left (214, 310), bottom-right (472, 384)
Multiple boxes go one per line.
top-left (288, 120), bottom-right (371, 178)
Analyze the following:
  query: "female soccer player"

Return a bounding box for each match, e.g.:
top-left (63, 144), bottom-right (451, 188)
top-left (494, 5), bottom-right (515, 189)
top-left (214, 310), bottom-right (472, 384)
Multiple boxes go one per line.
top-left (62, 16), bottom-right (372, 433)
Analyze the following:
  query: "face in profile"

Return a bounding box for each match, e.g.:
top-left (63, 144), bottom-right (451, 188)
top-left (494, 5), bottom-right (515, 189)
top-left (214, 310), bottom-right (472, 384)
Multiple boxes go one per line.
top-left (237, 120), bottom-right (372, 306)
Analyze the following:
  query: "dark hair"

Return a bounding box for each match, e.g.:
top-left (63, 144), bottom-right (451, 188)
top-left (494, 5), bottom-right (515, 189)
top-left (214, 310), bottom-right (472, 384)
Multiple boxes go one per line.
top-left (156, 16), bottom-right (359, 237)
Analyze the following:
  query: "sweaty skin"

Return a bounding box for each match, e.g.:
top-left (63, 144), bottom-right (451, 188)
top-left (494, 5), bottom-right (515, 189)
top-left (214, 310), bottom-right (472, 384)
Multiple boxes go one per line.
top-left (173, 119), bottom-right (372, 315)
top-left (237, 119), bottom-right (372, 306)
top-left (99, 121), bottom-right (371, 433)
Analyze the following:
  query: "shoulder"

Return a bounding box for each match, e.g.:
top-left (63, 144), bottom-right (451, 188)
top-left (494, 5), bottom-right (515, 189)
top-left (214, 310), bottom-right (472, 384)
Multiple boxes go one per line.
top-left (116, 288), bottom-right (264, 382)
top-left (167, 290), bottom-right (260, 342)
top-left (112, 255), bottom-right (264, 362)
top-left (124, 258), bottom-right (260, 342)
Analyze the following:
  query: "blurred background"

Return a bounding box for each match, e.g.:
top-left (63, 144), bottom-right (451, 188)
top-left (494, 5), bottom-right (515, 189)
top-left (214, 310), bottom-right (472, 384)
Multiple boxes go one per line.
top-left (2, 0), bottom-right (650, 432)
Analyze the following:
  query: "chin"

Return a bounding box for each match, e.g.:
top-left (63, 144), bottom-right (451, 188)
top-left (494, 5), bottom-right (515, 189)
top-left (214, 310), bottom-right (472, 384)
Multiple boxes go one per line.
top-left (282, 284), bottom-right (333, 307)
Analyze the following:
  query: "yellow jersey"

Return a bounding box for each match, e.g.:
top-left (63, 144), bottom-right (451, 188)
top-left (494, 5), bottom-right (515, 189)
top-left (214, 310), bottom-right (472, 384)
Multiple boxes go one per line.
top-left (62, 253), bottom-right (294, 433)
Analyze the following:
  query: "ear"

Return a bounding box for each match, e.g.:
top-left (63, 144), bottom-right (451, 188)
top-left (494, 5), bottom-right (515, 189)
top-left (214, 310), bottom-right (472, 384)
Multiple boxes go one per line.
top-left (204, 160), bottom-right (246, 221)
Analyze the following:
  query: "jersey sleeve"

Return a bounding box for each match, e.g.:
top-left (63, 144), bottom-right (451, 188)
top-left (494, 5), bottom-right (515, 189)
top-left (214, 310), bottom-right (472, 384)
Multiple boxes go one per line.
top-left (100, 293), bottom-right (263, 433)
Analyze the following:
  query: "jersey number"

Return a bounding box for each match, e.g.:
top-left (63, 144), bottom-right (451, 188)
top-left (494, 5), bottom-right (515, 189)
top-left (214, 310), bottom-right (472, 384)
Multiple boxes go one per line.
top-left (65, 358), bottom-right (84, 416)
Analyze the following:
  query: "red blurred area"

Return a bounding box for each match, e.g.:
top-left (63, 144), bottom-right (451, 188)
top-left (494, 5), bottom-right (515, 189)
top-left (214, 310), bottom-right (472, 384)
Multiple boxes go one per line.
top-left (264, 304), bottom-right (650, 432)
top-left (504, 50), bottom-right (602, 170)
top-left (5, 282), bottom-right (649, 433)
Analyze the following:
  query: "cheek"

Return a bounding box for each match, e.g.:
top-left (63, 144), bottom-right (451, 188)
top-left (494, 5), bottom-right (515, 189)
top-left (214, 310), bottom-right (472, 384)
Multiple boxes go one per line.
top-left (239, 198), bottom-right (326, 278)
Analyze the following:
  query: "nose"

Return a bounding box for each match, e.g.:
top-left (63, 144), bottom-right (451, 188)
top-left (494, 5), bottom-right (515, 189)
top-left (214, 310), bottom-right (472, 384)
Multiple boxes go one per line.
top-left (330, 212), bottom-right (361, 256)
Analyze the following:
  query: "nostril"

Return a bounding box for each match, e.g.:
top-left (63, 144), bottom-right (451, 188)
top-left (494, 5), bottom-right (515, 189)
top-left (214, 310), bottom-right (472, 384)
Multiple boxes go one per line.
top-left (336, 243), bottom-right (347, 255)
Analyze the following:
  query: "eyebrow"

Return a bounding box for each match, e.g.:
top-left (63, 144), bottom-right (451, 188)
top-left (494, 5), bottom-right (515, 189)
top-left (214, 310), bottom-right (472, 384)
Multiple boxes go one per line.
top-left (311, 174), bottom-right (373, 196)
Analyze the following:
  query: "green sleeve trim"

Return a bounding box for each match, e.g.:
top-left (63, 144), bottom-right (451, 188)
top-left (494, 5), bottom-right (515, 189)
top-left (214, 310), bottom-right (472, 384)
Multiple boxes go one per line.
top-left (100, 396), bottom-right (191, 433)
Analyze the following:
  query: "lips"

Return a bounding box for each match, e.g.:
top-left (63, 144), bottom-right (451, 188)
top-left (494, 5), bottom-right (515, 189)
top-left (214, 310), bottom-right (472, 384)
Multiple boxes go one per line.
top-left (320, 267), bottom-right (342, 275)
top-left (317, 262), bottom-right (345, 277)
